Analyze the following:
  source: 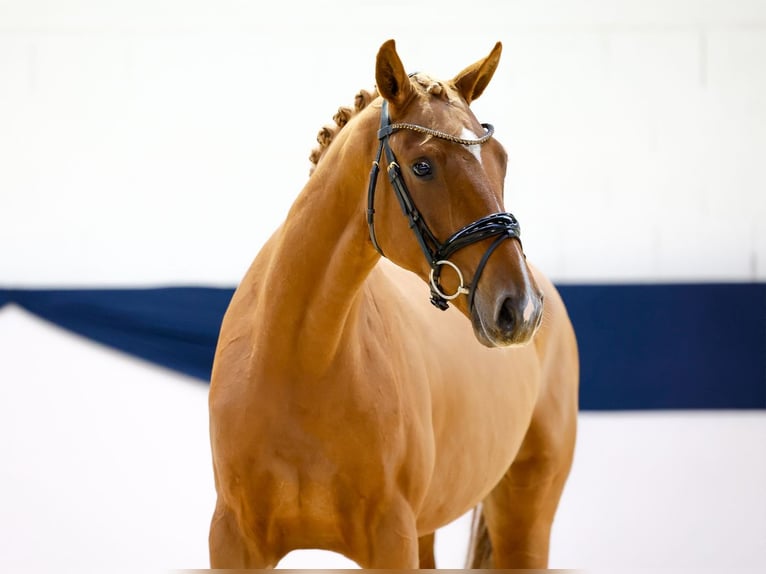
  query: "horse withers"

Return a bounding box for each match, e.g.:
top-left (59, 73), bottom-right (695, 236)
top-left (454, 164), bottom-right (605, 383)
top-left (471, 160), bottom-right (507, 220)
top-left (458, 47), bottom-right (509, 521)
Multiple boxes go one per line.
top-left (208, 39), bottom-right (578, 568)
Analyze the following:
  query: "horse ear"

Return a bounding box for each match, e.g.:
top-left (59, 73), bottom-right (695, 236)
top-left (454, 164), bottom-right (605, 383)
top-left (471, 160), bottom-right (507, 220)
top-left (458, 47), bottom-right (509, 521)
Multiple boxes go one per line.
top-left (375, 39), bottom-right (412, 108)
top-left (452, 41), bottom-right (502, 104)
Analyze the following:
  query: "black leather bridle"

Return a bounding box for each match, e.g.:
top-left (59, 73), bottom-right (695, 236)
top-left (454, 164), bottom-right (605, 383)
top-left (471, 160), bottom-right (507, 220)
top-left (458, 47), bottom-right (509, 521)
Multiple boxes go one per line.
top-left (366, 100), bottom-right (522, 311)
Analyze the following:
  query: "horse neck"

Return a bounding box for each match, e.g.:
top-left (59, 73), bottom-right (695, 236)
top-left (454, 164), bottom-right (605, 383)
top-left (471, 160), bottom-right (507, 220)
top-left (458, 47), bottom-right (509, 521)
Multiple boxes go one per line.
top-left (256, 114), bottom-right (380, 374)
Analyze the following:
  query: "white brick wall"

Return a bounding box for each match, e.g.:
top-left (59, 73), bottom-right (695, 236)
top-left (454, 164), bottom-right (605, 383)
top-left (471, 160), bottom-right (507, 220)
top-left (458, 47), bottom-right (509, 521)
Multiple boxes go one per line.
top-left (1, 0), bottom-right (764, 285)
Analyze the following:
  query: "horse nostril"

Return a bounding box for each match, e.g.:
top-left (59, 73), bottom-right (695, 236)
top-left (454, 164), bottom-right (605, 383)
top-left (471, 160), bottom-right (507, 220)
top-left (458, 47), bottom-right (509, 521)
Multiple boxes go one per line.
top-left (497, 298), bottom-right (517, 335)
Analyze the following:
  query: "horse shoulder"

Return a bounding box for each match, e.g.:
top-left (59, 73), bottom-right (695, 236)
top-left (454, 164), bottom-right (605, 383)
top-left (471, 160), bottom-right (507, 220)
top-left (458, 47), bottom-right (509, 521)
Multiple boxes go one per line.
top-left (529, 264), bottom-right (579, 393)
top-left (521, 263), bottom-right (579, 466)
top-left (209, 231), bottom-right (283, 437)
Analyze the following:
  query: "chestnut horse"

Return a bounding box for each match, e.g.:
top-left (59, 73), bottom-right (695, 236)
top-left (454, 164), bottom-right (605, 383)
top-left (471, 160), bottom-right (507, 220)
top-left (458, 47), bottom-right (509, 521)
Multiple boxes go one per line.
top-left (208, 39), bottom-right (578, 568)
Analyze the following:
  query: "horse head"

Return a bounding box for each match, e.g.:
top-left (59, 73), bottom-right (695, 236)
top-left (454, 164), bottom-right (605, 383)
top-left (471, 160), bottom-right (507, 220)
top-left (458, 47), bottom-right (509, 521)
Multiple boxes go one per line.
top-left (369, 39), bottom-right (543, 347)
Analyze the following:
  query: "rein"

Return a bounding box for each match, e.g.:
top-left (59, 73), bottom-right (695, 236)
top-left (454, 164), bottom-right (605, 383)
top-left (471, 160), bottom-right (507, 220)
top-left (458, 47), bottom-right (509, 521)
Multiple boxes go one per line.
top-left (367, 100), bottom-right (522, 311)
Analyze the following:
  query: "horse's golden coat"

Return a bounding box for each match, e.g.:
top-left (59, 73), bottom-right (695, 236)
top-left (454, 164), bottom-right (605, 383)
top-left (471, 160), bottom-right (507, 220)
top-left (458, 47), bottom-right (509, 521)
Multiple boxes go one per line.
top-left (208, 40), bottom-right (578, 568)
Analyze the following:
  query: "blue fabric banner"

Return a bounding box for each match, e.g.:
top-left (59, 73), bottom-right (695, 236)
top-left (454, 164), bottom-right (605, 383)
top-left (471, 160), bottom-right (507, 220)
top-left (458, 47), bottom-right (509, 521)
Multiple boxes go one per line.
top-left (0, 287), bottom-right (232, 382)
top-left (557, 283), bottom-right (766, 410)
top-left (2, 283), bottom-right (764, 410)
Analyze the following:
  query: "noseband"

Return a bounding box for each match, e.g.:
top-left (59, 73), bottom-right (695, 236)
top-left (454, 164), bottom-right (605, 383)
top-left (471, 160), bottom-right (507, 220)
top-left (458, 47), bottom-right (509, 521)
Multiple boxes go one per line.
top-left (366, 100), bottom-right (522, 311)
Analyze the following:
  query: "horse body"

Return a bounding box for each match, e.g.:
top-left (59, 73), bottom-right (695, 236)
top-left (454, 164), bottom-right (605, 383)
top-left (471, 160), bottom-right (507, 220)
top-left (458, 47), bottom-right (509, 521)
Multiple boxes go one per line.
top-left (209, 40), bottom-right (578, 568)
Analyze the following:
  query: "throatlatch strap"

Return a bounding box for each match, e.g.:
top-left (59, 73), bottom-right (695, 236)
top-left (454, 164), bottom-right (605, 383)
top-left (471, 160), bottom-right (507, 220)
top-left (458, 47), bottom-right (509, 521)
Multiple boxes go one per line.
top-left (367, 141), bottom-right (385, 256)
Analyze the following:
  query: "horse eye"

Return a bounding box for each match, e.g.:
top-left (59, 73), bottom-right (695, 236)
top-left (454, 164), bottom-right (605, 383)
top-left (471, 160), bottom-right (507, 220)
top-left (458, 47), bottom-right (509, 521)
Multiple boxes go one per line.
top-left (411, 160), bottom-right (432, 177)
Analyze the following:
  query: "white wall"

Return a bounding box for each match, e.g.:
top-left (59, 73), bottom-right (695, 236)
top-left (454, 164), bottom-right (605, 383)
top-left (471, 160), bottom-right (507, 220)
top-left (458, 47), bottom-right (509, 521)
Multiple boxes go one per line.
top-left (1, 0), bottom-right (764, 287)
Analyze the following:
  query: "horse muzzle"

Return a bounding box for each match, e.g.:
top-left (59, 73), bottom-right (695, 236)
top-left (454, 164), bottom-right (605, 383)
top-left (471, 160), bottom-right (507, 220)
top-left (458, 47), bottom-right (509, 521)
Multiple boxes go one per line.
top-left (473, 289), bottom-right (544, 348)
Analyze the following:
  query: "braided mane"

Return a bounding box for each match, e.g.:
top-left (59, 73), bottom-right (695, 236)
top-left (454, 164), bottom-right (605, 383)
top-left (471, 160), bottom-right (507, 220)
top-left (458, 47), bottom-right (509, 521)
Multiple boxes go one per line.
top-left (308, 87), bottom-right (378, 176)
top-left (308, 75), bottom-right (451, 176)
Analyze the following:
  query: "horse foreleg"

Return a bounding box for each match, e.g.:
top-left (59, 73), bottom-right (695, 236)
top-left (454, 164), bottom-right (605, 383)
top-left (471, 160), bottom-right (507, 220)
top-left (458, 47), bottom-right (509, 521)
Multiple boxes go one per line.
top-left (418, 531), bottom-right (436, 568)
top-left (209, 499), bottom-right (278, 568)
top-left (481, 410), bottom-right (577, 568)
top-left (354, 499), bottom-right (420, 568)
